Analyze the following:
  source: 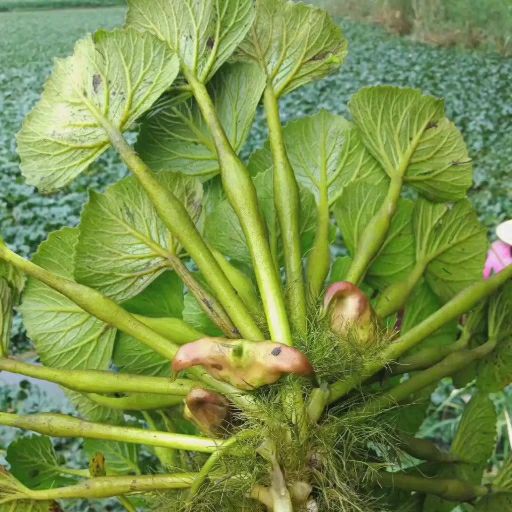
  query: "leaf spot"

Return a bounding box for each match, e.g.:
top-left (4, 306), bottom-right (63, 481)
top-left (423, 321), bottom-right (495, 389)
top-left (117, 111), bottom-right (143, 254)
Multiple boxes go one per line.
top-left (92, 74), bottom-right (102, 94)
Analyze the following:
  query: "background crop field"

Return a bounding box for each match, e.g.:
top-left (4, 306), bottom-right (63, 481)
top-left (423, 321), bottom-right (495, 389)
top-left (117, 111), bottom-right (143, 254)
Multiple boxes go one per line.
top-left (307, 0), bottom-right (512, 56)
top-left (0, 0), bottom-right (124, 10)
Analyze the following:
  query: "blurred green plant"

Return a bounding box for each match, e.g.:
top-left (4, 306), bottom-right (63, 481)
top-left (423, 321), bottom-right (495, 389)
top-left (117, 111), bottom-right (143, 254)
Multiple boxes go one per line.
top-left (306, 0), bottom-right (512, 55)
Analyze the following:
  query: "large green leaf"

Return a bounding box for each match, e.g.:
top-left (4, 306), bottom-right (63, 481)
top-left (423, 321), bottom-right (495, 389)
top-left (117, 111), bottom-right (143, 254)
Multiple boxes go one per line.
top-left (349, 86), bottom-right (472, 201)
top-left (137, 62), bottom-right (266, 178)
top-left (237, 0), bottom-right (347, 97)
top-left (17, 29), bottom-right (179, 192)
top-left (84, 439), bottom-right (140, 476)
top-left (113, 272), bottom-right (185, 377)
top-left (7, 436), bottom-right (76, 490)
top-left (126, 0), bottom-right (254, 83)
top-left (334, 179), bottom-right (416, 289)
top-left (413, 199), bottom-right (488, 302)
top-left (20, 228), bottom-right (116, 371)
top-left (477, 284), bottom-right (512, 392)
top-left (75, 173), bottom-right (202, 303)
top-left (451, 393), bottom-right (497, 465)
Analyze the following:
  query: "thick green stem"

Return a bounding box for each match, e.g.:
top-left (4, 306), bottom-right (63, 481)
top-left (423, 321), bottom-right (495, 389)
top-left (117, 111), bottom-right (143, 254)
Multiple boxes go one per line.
top-left (133, 314), bottom-right (203, 344)
top-left (0, 412), bottom-right (221, 453)
top-left (263, 86), bottom-right (307, 335)
top-left (0, 358), bottom-right (196, 396)
top-left (17, 473), bottom-right (196, 501)
top-left (184, 68), bottom-right (291, 345)
top-left (375, 260), bottom-right (427, 318)
top-left (346, 177), bottom-right (402, 285)
top-left (87, 393), bottom-right (183, 411)
top-left (329, 265), bottom-right (512, 403)
top-left (307, 186), bottom-right (331, 304)
top-left (376, 471), bottom-right (490, 502)
top-left (351, 338), bottom-right (496, 418)
top-left (103, 124), bottom-right (263, 342)
top-left (142, 411), bottom-right (177, 468)
top-left (188, 435), bottom-right (241, 499)
top-left (390, 333), bottom-right (470, 375)
top-left (166, 255), bottom-right (240, 337)
top-left (399, 434), bottom-right (460, 463)
top-left (118, 496), bottom-right (137, 512)
top-left (211, 249), bottom-right (262, 320)
top-left (306, 385), bottom-right (331, 423)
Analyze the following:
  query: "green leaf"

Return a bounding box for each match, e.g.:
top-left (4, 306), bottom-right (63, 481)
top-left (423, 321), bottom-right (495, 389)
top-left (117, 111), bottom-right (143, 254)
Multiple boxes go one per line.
top-left (328, 256), bottom-right (353, 284)
top-left (392, 385), bottom-right (434, 435)
top-left (84, 439), bottom-right (140, 476)
top-left (75, 173), bottom-right (202, 302)
top-left (17, 29), bottom-right (179, 192)
top-left (413, 199), bottom-right (488, 302)
top-left (477, 283), bottom-right (512, 392)
top-left (20, 228), bottom-right (116, 371)
top-left (349, 86), bottom-right (472, 201)
top-left (183, 293), bottom-right (223, 338)
top-left (204, 168), bottom-right (317, 266)
top-left (334, 179), bottom-right (416, 289)
top-left (123, 271), bottom-right (184, 318)
top-left (237, 0), bottom-right (347, 97)
top-left (7, 436), bottom-right (76, 490)
top-left (401, 283), bottom-right (458, 353)
top-left (113, 272), bottom-right (185, 377)
top-left (451, 393), bottom-right (497, 465)
top-left (126, 0), bottom-right (254, 83)
top-left (137, 62), bottom-right (266, 178)
top-left (249, 111), bottom-right (352, 206)
top-left (495, 458), bottom-right (512, 490)
top-left (487, 282), bottom-right (512, 341)
top-left (65, 390), bottom-right (124, 424)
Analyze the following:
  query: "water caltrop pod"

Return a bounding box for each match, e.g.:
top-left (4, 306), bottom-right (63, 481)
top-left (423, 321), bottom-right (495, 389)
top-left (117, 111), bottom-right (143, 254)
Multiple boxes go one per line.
top-left (173, 338), bottom-right (314, 390)
top-left (324, 282), bottom-right (375, 343)
top-left (184, 388), bottom-right (231, 437)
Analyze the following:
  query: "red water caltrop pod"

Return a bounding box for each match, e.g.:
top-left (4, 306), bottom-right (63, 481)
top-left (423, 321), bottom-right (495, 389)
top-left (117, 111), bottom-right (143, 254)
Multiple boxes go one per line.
top-left (324, 282), bottom-right (374, 343)
top-left (173, 338), bottom-right (313, 390)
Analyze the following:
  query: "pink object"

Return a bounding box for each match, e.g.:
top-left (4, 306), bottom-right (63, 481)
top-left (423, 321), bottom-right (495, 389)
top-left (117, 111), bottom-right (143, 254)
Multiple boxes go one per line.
top-left (324, 282), bottom-right (373, 340)
top-left (483, 240), bottom-right (512, 279)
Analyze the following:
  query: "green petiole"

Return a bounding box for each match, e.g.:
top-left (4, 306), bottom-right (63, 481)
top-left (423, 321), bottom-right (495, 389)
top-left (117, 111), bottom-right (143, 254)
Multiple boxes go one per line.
top-left (183, 67), bottom-right (292, 346)
top-left (0, 358), bottom-right (197, 396)
top-left (0, 412), bottom-right (222, 453)
top-left (263, 85), bottom-right (307, 335)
